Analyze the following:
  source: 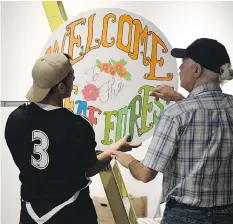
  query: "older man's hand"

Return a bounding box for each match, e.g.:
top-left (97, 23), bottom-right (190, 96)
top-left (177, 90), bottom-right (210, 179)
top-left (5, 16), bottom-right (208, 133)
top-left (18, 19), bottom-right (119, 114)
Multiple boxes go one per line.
top-left (111, 151), bottom-right (136, 168)
top-left (150, 85), bottom-right (184, 102)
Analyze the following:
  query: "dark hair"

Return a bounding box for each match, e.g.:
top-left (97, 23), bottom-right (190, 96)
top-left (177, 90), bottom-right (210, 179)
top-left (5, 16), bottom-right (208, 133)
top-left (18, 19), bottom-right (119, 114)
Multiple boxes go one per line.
top-left (63, 53), bottom-right (72, 60)
top-left (47, 53), bottom-right (72, 96)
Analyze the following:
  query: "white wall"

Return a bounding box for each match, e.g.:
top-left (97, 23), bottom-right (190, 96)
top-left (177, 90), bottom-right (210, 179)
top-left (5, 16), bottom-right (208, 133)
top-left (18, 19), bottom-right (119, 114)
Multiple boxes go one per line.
top-left (1, 1), bottom-right (233, 224)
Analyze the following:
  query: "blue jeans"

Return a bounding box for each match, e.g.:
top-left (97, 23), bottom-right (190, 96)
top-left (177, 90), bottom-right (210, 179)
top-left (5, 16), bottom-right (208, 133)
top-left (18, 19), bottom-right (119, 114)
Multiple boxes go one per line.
top-left (161, 199), bottom-right (233, 224)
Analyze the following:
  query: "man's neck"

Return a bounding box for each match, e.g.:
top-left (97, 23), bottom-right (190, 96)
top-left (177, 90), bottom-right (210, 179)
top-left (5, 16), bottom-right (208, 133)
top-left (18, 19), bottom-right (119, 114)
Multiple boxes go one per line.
top-left (38, 98), bottom-right (63, 107)
top-left (192, 79), bottom-right (220, 91)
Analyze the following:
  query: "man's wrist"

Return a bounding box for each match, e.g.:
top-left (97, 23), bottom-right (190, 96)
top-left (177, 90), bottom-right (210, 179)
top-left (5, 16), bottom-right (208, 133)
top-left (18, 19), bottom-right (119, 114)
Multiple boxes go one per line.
top-left (128, 159), bottom-right (140, 169)
top-left (128, 159), bottom-right (141, 180)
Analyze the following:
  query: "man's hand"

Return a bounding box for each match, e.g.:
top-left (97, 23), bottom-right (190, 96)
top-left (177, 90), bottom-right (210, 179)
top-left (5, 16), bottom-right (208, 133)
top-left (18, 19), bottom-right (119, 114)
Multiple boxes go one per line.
top-left (87, 134), bottom-right (141, 177)
top-left (107, 133), bottom-right (142, 153)
top-left (150, 85), bottom-right (185, 102)
top-left (110, 151), bottom-right (136, 168)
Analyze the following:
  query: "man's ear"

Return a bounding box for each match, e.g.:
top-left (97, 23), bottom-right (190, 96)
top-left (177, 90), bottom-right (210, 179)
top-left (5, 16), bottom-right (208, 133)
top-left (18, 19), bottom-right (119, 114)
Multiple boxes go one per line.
top-left (57, 83), bottom-right (65, 94)
top-left (193, 63), bottom-right (202, 78)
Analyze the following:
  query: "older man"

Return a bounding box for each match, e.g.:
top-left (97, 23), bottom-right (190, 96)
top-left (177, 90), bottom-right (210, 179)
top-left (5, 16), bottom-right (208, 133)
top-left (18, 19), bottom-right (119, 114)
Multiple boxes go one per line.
top-left (112, 38), bottom-right (233, 224)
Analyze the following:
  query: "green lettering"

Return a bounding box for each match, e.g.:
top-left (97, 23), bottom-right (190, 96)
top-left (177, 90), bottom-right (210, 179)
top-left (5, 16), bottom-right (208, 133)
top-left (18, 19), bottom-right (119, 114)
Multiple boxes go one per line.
top-left (115, 106), bottom-right (128, 141)
top-left (101, 110), bottom-right (117, 145)
top-left (138, 85), bottom-right (154, 135)
top-left (128, 95), bottom-right (142, 137)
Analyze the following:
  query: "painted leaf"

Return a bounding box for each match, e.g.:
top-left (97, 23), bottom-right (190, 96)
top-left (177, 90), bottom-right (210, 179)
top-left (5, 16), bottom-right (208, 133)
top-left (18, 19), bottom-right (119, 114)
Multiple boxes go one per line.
top-left (96, 59), bottom-right (101, 68)
top-left (110, 59), bottom-right (116, 65)
top-left (109, 60), bottom-right (114, 66)
top-left (119, 59), bottom-right (127, 66)
top-left (124, 72), bottom-right (132, 80)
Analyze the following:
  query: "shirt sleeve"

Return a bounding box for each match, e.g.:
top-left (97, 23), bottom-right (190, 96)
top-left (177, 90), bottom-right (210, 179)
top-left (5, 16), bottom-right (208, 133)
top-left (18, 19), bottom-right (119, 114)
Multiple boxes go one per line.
top-left (74, 117), bottom-right (97, 169)
top-left (84, 124), bottom-right (98, 169)
top-left (142, 114), bottom-right (180, 173)
top-left (5, 113), bottom-right (29, 171)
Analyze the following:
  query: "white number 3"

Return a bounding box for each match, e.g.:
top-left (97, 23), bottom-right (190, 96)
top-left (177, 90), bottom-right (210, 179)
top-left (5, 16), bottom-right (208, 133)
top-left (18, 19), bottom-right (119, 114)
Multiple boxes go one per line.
top-left (31, 130), bottom-right (49, 170)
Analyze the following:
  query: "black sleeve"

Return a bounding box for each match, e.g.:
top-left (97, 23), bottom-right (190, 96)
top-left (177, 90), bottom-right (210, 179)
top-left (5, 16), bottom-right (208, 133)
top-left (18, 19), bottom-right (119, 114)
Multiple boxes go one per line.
top-left (73, 116), bottom-right (97, 169)
top-left (4, 113), bottom-right (29, 171)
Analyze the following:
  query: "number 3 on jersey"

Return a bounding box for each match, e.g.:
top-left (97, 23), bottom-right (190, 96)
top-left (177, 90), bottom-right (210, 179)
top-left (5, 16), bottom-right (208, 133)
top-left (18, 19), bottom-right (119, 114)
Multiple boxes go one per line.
top-left (31, 130), bottom-right (49, 170)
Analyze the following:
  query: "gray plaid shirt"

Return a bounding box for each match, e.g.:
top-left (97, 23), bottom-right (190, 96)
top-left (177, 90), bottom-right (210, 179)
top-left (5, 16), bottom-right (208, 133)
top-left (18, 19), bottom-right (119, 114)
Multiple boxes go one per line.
top-left (142, 83), bottom-right (233, 207)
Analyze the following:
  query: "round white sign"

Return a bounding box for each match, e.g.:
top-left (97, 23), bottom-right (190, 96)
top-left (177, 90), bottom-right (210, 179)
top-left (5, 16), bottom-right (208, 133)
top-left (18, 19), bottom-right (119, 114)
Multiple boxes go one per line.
top-left (41, 8), bottom-right (178, 150)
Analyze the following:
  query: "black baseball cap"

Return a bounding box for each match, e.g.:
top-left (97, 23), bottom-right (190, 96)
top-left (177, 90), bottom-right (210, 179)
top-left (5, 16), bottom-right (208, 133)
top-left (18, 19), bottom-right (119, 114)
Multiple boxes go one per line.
top-left (171, 38), bottom-right (230, 73)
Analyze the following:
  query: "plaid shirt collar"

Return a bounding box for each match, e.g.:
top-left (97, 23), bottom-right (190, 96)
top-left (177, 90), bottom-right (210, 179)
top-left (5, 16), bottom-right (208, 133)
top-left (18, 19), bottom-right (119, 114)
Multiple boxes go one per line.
top-left (188, 83), bottom-right (222, 98)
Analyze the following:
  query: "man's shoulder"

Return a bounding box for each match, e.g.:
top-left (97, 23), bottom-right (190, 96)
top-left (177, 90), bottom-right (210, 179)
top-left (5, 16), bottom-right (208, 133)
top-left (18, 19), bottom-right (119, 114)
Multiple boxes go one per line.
top-left (5, 104), bottom-right (31, 142)
top-left (7, 103), bottom-right (29, 122)
top-left (224, 93), bottom-right (233, 103)
top-left (162, 99), bottom-right (191, 118)
top-left (64, 110), bottom-right (94, 132)
top-left (6, 103), bottom-right (94, 132)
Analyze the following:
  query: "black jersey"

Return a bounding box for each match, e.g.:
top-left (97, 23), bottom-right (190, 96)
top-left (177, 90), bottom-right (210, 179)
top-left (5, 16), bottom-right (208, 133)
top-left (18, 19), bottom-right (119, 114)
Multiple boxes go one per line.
top-left (5, 103), bottom-right (97, 202)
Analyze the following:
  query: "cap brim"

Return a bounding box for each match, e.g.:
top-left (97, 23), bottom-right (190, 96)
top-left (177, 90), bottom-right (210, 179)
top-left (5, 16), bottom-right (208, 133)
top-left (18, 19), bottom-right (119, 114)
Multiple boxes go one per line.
top-left (25, 84), bottom-right (51, 103)
top-left (171, 48), bottom-right (188, 58)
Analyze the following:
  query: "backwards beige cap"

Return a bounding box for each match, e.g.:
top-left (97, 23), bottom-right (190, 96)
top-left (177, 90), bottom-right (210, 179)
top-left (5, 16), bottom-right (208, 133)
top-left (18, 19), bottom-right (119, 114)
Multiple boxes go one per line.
top-left (26, 53), bottom-right (73, 103)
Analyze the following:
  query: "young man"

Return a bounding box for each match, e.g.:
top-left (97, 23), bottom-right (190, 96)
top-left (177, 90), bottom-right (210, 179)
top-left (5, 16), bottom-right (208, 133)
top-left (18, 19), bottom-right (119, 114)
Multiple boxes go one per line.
top-left (5, 53), bottom-right (141, 224)
top-left (112, 38), bottom-right (233, 223)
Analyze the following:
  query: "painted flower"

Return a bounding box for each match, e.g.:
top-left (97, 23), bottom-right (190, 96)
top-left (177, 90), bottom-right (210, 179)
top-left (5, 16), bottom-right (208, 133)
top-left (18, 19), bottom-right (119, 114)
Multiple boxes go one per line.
top-left (100, 63), bottom-right (110, 73)
top-left (119, 68), bottom-right (128, 77)
top-left (96, 58), bottom-right (131, 80)
top-left (109, 66), bottom-right (116, 75)
top-left (82, 84), bottom-right (100, 101)
top-left (113, 62), bottom-right (124, 72)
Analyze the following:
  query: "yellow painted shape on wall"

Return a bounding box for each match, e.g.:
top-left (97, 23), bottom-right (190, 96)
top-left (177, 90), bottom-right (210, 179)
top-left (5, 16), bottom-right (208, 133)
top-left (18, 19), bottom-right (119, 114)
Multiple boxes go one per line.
top-left (42, 1), bottom-right (68, 32)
